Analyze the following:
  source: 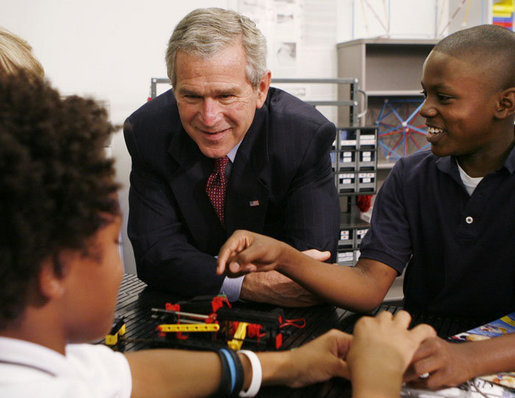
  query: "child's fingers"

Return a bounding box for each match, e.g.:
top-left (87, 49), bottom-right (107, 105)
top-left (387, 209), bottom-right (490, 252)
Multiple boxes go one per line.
top-left (392, 310), bottom-right (412, 328)
top-left (409, 324), bottom-right (437, 344)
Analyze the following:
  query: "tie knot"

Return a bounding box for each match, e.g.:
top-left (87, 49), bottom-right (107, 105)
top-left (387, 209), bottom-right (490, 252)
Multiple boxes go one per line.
top-left (214, 156), bottom-right (230, 173)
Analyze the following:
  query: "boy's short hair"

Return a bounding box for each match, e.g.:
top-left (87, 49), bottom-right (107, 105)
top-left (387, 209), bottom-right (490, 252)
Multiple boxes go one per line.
top-left (434, 24), bottom-right (515, 90)
top-left (0, 73), bottom-right (119, 329)
top-left (0, 27), bottom-right (44, 78)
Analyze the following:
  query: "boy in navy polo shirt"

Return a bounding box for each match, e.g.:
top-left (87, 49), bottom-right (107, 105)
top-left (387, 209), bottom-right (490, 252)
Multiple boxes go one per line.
top-left (218, 24), bottom-right (515, 390)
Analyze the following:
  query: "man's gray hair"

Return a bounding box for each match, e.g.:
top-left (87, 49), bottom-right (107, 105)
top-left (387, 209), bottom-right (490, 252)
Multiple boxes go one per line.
top-left (166, 8), bottom-right (267, 88)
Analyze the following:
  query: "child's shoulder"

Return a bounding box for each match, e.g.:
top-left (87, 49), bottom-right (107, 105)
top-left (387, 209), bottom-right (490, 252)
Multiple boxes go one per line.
top-left (392, 149), bottom-right (441, 176)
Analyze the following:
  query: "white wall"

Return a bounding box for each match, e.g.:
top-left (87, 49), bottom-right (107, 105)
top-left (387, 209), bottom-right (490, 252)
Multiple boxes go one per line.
top-left (2, 0), bottom-right (233, 273)
top-left (1, 0), bottom-right (489, 273)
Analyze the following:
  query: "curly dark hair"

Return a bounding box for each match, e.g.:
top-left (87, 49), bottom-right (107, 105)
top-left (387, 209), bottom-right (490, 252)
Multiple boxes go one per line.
top-left (0, 73), bottom-right (119, 329)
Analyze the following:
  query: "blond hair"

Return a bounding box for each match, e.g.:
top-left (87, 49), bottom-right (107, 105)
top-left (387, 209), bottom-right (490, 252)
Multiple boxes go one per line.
top-left (0, 27), bottom-right (44, 78)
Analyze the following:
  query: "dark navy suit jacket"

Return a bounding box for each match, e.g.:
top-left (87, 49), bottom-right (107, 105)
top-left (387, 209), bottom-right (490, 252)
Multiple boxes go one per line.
top-left (124, 87), bottom-right (340, 297)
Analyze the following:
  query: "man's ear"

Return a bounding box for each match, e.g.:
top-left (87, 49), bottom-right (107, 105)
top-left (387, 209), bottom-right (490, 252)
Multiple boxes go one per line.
top-left (256, 70), bottom-right (271, 109)
top-left (38, 254), bottom-right (69, 300)
top-left (494, 87), bottom-right (515, 119)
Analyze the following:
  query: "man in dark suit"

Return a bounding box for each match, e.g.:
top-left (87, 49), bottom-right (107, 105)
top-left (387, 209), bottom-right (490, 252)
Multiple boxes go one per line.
top-left (124, 8), bottom-right (340, 306)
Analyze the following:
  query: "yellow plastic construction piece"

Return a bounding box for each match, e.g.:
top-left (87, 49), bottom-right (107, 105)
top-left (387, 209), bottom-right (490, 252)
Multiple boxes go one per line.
top-left (158, 323), bottom-right (220, 333)
top-left (227, 322), bottom-right (248, 351)
top-left (105, 322), bottom-right (126, 346)
top-left (105, 334), bottom-right (119, 346)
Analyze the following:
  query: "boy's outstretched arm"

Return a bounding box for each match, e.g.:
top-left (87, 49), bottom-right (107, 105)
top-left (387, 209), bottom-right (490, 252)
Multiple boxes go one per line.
top-left (217, 230), bottom-right (397, 312)
top-left (125, 329), bottom-right (351, 398)
top-left (405, 333), bottom-right (515, 390)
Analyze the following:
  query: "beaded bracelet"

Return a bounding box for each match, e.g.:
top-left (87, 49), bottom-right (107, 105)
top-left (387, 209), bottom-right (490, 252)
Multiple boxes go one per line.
top-left (237, 350), bottom-right (262, 397)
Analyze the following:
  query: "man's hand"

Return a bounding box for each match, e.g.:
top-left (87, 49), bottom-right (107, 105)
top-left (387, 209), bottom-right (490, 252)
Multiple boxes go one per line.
top-left (240, 270), bottom-right (323, 307)
top-left (302, 249), bottom-right (331, 262)
top-left (404, 337), bottom-right (477, 390)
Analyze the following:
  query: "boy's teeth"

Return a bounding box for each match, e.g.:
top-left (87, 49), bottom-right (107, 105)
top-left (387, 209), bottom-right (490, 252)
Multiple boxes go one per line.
top-left (427, 127), bottom-right (443, 135)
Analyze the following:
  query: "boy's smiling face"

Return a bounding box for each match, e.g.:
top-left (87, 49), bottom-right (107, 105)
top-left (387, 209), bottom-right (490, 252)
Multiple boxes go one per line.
top-left (420, 50), bottom-right (505, 165)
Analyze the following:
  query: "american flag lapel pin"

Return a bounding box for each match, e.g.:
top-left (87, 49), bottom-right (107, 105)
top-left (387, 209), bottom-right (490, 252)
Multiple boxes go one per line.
top-left (249, 200), bottom-right (260, 207)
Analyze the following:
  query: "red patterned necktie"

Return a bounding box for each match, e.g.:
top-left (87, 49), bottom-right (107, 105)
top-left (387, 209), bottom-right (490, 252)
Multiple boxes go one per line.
top-left (206, 156), bottom-right (230, 224)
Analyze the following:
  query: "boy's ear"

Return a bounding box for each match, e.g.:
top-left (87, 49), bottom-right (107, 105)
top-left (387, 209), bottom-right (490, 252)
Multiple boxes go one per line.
top-left (495, 87), bottom-right (515, 119)
top-left (38, 255), bottom-right (69, 299)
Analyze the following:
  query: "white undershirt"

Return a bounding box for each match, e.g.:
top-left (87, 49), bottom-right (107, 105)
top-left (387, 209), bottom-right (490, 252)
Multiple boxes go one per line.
top-left (457, 161), bottom-right (483, 196)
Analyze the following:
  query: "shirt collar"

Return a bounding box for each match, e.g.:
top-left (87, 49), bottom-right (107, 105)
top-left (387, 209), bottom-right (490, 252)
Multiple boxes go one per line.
top-left (436, 144), bottom-right (515, 176)
top-left (226, 140), bottom-right (242, 163)
top-left (0, 336), bottom-right (71, 378)
top-left (505, 144), bottom-right (515, 174)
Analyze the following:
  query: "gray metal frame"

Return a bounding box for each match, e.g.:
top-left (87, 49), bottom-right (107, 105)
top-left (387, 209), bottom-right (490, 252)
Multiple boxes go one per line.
top-left (149, 77), bottom-right (361, 126)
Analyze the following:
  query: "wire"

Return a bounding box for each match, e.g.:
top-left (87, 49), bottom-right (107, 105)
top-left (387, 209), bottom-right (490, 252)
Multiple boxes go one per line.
top-left (462, 0), bottom-right (472, 26)
top-left (360, 0), bottom-right (370, 36)
top-left (363, 0), bottom-right (389, 33)
top-left (439, 0), bottom-right (468, 37)
top-left (280, 318), bottom-right (306, 329)
top-left (436, 0), bottom-right (448, 34)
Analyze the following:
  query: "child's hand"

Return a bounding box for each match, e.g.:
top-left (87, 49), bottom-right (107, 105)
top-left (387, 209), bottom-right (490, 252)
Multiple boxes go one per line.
top-left (276, 329), bottom-right (353, 388)
top-left (216, 230), bottom-right (291, 276)
top-left (405, 337), bottom-right (477, 390)
top-left (347, 310), bottom-right (436, 397)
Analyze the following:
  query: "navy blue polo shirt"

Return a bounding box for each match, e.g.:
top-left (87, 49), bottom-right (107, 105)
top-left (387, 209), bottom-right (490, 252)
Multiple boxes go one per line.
top-left (360, 148), bottom-right (515, 322)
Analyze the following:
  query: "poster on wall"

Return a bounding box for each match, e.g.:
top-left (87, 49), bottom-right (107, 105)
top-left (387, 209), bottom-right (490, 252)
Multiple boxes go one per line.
top-left (237, 0), bottom-right (338, 123)
top-left (238, 0), bottom-right (300, 75)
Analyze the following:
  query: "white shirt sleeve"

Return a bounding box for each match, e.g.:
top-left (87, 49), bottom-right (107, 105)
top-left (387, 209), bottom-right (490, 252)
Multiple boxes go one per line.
top-left (0, 341), bottom-right (132, 398)
top-left (66, 344), bottom-right (132, 398)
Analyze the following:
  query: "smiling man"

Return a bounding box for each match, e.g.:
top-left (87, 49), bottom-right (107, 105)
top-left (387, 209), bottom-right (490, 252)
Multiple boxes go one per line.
top-left (123, 8), bottom-right (339, 305)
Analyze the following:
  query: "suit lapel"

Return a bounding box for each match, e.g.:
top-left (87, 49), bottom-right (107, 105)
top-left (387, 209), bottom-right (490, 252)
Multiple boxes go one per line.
top-left (225, 108), bottom-right (270, 233)
top-left (167, 130), bottom-right (227, 253)
top-left (166, 105), bottom-right (271, 243)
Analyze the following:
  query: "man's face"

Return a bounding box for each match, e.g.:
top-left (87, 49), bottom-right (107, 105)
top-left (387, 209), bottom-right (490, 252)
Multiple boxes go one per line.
top-left (174, 42), bottom-right (270, 159)
top-left (420, 50), bottom-right (503, 163)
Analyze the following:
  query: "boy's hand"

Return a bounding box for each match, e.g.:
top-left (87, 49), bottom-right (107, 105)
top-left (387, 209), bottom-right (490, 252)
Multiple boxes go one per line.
top-left (347, 311), bottom-right (436, 397)
top-left (217, 230), bottom-right (331, 277)
top-left (216, 230), bottom-right (291, 276)
top-left (404, 337), bottom-right (477, 390)
top-left (272, 329), bottom-right (352, 388)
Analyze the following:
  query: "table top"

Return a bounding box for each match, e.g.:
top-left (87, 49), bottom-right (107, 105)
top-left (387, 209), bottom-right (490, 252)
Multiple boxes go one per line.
top-left (111, 273), bottom-right (484, 397)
